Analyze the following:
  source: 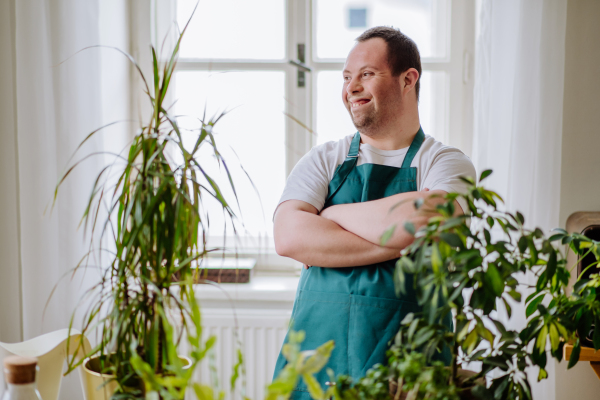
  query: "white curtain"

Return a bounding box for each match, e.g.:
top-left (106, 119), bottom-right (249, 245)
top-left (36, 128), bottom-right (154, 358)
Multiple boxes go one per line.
top-left (8, 0), bottom-right (131, 397)
top-left (473, 0), bottom-right (567, 233)
top-left (473, 1), bottom-right (567, 399)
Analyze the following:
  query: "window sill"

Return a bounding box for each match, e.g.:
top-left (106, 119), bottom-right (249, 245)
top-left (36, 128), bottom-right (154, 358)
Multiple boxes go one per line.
top-left (194, 275), bottom-right (299, 310)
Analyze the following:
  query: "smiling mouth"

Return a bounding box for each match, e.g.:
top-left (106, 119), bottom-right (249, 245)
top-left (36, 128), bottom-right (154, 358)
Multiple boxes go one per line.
top-left (351, 99), bottom-right (371, 108)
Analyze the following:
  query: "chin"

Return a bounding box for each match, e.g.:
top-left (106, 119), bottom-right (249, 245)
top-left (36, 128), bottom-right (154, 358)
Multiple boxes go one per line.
top-left (351, 116), bottom-right (377, 134)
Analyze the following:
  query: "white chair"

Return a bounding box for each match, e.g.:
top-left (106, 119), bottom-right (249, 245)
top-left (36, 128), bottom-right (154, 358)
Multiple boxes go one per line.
top-left (0, 329), bottom-right (90, 400)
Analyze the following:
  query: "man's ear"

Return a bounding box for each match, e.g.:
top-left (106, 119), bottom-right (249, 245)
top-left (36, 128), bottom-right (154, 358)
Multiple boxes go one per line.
top-left (402, 68), bottom-right (420, 94)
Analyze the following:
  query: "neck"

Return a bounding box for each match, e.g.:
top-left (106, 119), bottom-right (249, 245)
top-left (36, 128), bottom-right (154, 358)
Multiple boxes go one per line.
top-left (359, 106), bottom-right (421, 150)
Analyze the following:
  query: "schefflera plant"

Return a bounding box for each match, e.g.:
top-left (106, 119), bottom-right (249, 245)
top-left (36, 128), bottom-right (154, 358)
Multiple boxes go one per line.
top-left (55, 12), bottom-right (246, 399)
top-left (382, 170), bottom-right (600, 400)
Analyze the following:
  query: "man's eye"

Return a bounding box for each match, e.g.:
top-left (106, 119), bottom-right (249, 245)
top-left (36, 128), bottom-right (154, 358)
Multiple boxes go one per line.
top-left (363, 72), bottom-right (371, 77)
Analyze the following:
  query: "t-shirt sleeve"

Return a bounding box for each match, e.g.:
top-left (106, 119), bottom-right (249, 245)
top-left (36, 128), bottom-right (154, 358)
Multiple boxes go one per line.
top-left (420, 148), bottom-right (476, 214)
top-left (276, 147), bottom-right (332, 215)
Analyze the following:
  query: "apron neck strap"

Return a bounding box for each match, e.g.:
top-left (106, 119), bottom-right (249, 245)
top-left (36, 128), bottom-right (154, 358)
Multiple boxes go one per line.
top-left (346, 131), bottom-right (361, 159)
top-left (400, 127), bottom-right (425, 169)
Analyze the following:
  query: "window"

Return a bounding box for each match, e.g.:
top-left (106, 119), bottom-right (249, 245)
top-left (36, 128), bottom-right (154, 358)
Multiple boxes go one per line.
top-left (145, 0), bottom-right (474, 274)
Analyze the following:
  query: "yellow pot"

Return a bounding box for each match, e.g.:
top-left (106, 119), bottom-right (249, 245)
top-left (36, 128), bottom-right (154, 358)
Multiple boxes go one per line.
top-left (82, 355), bottom-right (192, 400)
top-left (81, 356), bottom-right (118, 400)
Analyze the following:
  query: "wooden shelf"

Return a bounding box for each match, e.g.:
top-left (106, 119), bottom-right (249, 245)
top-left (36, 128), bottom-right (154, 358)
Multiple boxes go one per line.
top-left (564, 344), bottom-right (600, 379)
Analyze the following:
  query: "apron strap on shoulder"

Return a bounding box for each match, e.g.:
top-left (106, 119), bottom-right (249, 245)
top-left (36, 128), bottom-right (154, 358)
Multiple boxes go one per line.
top-left (346, 131), bottom-right (360, 159)
top-left (400, 127), bottom-right (425, 169)
top-left (324, 132), bottom-right (360, 205)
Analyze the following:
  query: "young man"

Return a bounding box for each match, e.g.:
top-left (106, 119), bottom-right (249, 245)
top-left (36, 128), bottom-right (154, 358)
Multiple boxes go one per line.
top-left (272, 27), bottom-right (476, 397)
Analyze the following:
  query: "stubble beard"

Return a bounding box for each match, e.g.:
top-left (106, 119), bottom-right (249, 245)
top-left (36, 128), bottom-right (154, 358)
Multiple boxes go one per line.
top-left (349, 106), bottom-right (379, 137)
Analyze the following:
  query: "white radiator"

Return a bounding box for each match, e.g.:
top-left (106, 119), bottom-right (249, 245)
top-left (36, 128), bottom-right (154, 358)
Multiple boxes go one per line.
top-left (180, 307), bottom-right (292, 400)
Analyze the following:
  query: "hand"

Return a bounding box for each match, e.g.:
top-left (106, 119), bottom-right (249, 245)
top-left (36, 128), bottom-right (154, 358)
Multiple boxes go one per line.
top-left (304, 264), bottom-right (311, 269)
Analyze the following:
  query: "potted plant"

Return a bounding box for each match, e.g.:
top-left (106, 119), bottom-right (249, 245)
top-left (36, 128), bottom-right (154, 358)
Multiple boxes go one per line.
top-left (318, 170), bottom-right (600, 400)
top-left (55, 14), bottom-right (248, 400)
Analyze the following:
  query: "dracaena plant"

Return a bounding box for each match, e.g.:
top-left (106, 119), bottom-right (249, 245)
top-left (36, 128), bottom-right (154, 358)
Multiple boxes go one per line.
top-left (324, 170), bottom-right (600, 400)
top-left (54, 10), bottom-right (249, 399)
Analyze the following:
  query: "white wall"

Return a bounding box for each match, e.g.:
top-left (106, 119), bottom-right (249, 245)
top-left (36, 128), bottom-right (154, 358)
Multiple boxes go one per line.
top-left (559, 0), bottom-right (600, 227)
top-left (554, 1), bottom-right (600, 399)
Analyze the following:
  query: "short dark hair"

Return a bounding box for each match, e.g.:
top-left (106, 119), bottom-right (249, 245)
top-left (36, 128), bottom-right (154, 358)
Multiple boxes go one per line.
top-left (356, 26), bottom-right (422, 100)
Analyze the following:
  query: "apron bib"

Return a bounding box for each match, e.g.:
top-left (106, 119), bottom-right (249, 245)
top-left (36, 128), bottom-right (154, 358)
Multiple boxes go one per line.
top-left (273, 128), bottom-right (430, 399)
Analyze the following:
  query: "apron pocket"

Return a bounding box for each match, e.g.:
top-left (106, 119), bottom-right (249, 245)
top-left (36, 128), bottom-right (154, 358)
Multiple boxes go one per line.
top-left (290, 289), bottom-right (351, 391)
top-left (348, 294), bottom-right (420, 379)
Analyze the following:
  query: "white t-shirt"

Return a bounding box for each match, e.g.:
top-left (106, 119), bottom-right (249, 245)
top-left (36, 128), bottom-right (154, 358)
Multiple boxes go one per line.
top-left (277, 133), bottom-right (476, 214)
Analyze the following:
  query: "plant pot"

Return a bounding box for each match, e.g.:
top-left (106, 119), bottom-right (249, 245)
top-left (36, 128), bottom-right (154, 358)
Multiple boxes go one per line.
top-left (388, 368), bottom-right (483, 400)
top-left (82, 354), bottom-right (192, 400)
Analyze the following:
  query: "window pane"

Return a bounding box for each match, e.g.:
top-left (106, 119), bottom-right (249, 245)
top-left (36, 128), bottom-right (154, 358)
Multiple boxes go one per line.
top-left (177, 0), bottom-right (285, 59)
top-left (174, 71), bottom-right (286, 243)
top-left (314, 0), bottom-right (449, 60)
top-left (418, 71), bottom-right (448, 142)
top-left (315, 70), bottom-right (448, 145)
top-left (316, 71), bottom-right (356, 145)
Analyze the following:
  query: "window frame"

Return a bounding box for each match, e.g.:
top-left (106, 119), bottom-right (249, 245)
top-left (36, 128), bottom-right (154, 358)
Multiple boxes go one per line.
top-left (136, 0), bottom-right (475, 274)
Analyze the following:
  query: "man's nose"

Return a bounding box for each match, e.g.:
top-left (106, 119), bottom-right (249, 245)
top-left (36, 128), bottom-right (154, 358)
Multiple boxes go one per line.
top-left (346, 77), bottom-right (362, 94)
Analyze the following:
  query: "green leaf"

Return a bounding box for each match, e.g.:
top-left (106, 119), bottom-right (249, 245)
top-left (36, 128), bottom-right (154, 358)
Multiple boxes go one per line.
top-left (439, 232), bottom-right (463, 248)
top-left (477, 324), bottom-right (495, 345)
top-left (568, 340), bottom-right (581, 369)
top-left (538, 368), bottom-right (548, 381)
top-left (414, 197), bottom-right (424, 209)
top-left (503, 298), bottom-right (512, 319)
top-left (380, 224), bottom-right (396, 246)
top-left (463, 329), bottom-right (479, 354)
top-left (401, 313), bottom-right (414, 325)
top-left (484, 229), bottom-right (491, 244)
top-left (479, 169), bottom-right (493, 182)
top-left (518, 236), bottom-right (528, 254)
top-left (508, 290), bottom-right (521, 302)
top-left (547, 250), bottom-right (557, 281)
top-left (299, 340), bottom-right (334, 375)
top-left (394, 261), bottom-right (408, 297)
top-left (408, 318), bottom-right (419, 341)
top-left (456, 322), bottom-right (471, 342)
top-left (413, 328), bottom-right (436, 348)
top-left (526, 294), bottom-right (545, 318)
top-left (549, 323), bottom-right (560, 351)
top-left (404, 221), bottom-right (416, 236)
top-left (302, 373), bottom-right (325, 400)
top-left (230, 349), bottom-right (243, 390)
top-left (431, 244), bottom-right (442, 273)
top-left (486, 264), bottom-right (504, 296)
top-left (536, 325), bottom-right (548, 354)
top-left (193, 384), bottom-right (214, 400)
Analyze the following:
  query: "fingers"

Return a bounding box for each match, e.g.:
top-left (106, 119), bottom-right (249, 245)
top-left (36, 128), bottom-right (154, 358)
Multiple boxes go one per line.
top-left (304, 264), bottom-right (311, 269)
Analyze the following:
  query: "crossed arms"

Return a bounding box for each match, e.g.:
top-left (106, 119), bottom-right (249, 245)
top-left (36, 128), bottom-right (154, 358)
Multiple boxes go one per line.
top-left (274, 190), bottom-right (462, 268)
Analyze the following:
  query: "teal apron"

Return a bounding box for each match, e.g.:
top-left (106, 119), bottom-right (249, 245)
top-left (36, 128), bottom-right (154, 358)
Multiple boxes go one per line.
top-left (273, 128), bottom-right (427, 398)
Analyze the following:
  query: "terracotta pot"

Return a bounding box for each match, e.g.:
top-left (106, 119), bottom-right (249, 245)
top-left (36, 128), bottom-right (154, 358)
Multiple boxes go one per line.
top-left (82, 355), bottom-right (191, 400)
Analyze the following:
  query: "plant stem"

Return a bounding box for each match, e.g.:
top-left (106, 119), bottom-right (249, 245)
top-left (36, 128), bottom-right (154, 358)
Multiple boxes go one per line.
top-left (450, 338), bottom-right (458, 386)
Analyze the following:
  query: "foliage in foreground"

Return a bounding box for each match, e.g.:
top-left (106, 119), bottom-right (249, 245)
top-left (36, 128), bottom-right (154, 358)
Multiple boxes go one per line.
top-left (346, 169), bottom-right (600, 400)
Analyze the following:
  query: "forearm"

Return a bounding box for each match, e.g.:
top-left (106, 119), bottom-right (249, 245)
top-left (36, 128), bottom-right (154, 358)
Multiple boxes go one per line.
top-left (321, 191), bottom-right (455, 248)
top-left (274, 201), bottom-right (401, 268)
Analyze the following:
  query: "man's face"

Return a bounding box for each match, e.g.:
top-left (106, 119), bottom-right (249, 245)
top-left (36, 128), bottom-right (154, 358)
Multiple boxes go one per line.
top-left (342, 38), bottom-right (403, 135)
